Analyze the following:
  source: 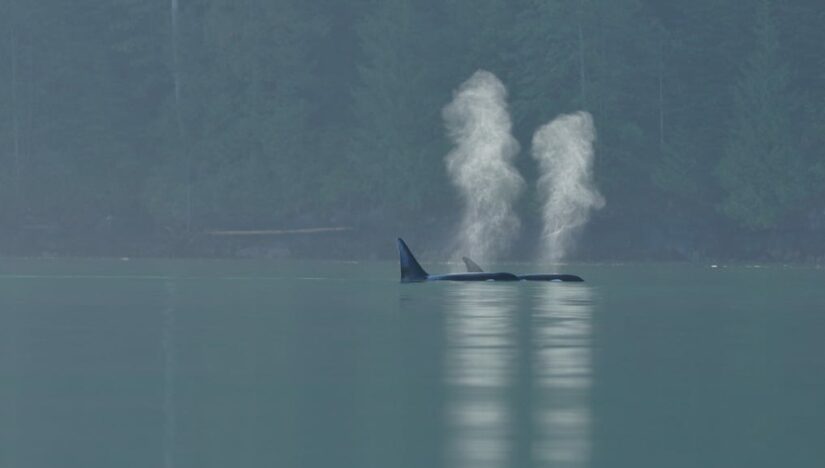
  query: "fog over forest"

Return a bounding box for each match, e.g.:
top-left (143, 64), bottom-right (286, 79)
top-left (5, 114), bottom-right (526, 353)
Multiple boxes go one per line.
top-left (1, 0), bottom-right (823, 261)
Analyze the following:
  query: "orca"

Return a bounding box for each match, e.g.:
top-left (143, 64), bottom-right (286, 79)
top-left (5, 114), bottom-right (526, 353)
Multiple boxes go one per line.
top-left (461, 256), bottom-right (585, 282)
top-left (398, 238), bottom-right (519, 283)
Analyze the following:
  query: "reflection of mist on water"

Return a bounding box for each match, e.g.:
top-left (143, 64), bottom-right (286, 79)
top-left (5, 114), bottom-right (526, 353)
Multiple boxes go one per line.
top-left (533, 284), bottom-right (593, 467)
top-left (162, 280), bottom-right (177, 468)
top-left (443, 282), bottom-right (594, 468)
top-left (445, 284), bottom-right (517, 468)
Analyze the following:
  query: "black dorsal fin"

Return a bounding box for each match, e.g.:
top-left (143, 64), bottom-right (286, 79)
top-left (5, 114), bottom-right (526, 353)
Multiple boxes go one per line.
top-left (397, 238), bottom-right (429, 282)
top-left (462, 256), bottom-right (484, 273)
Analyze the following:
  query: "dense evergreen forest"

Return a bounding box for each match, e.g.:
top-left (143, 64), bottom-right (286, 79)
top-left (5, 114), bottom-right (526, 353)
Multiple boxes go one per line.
top-left (0, 0), bottom-right (823, 261)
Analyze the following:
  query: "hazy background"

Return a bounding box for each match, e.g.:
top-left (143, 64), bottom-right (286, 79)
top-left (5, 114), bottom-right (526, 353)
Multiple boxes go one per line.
top-left (0, 0), bottom-right (823, 261)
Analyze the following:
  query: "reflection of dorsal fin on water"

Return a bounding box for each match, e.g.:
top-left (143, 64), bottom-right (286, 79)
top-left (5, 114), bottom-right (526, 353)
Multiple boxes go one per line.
top-left (462, 256), bottom-right (484, 273)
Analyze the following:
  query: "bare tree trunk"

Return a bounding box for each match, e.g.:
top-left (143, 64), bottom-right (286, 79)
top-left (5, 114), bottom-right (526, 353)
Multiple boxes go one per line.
top-left (3, 6), bottom-right (20, 467)
top-left (26, 28), bottom-right (34, 172)
top-left (658, 46), bottom-right (665, 152)
top-left (576, 1), bottom-right (588, 108)
top-left (9, 9), bottom-right (22, 217)
top-left (164, 2), bottom-right (183, 463)
top-left (170, 0), bottom-right (191, 233)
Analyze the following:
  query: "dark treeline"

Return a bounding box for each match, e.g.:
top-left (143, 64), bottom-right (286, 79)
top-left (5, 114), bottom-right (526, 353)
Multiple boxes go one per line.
top-left (0, 0), bottom-right (823, 261)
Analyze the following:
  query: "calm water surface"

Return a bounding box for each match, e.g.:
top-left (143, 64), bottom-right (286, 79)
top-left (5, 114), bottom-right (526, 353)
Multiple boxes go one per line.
top-left (1, 259), bottom-right (823, 468)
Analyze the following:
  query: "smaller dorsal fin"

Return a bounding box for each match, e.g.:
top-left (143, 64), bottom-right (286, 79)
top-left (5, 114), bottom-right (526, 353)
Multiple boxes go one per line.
top-left (462, 256), bottom-right (484, 273)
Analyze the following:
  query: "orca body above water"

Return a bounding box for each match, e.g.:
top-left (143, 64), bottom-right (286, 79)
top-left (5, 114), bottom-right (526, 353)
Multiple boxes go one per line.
top-left (462, 256), bottom-right (584, 282)
top-left (398, 238), bottom-right (518, 282)
top-left (397, 238), bottom-right (584, 283)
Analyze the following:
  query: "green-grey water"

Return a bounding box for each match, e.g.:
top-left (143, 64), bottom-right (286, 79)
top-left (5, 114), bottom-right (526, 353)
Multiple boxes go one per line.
top-left (1, 260), bottom-right (823, 468)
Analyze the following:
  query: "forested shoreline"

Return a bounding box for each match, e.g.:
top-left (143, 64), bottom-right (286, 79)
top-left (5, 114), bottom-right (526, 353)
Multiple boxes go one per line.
top-left (1, 0), bottom-right (823, 261)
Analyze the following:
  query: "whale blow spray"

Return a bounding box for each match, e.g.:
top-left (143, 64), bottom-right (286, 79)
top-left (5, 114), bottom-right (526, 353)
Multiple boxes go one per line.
top-left (532, 111), bottom-right (604, 262)
top-left (444, 70), bottom-right (525, 262)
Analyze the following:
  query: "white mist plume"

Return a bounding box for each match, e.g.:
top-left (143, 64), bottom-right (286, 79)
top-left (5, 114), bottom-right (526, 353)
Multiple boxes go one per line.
top-left (444, 70), bottom-right (525, 262)
top-left (532, 111), bottom-right (604, 262)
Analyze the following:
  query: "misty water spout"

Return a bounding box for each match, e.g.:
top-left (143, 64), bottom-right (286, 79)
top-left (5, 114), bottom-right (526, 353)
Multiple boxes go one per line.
top-left (444, 71), bottom-right (525, 262)
top-left (532, 112), bottom-right (604, 262)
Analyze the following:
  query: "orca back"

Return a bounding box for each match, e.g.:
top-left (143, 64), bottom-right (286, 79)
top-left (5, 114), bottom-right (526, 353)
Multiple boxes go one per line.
top-left (428, 272), bottom-right (520, 282)
top-left (461, 256), bottom-right (585, 282)
top-left (519, 274), bottom-right (584, 282)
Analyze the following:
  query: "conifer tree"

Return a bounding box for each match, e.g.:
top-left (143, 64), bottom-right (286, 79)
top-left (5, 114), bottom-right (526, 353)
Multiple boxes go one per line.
top-left (715, 0), bottom-right (807, 229)
top-left (348, 0), bottom-right (449, 219)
